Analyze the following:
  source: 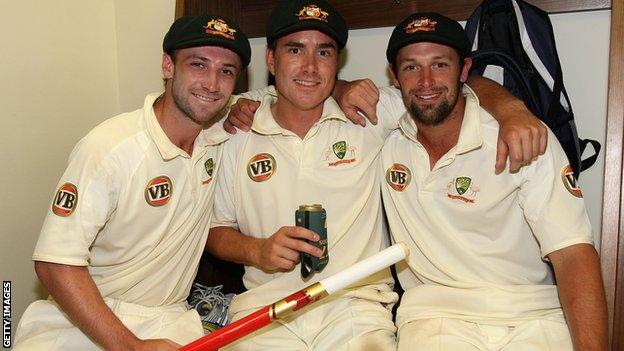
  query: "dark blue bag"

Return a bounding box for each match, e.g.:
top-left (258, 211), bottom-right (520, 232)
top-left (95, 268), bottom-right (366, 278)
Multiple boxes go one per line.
top-left (465, 0), bottom-right (600, 177)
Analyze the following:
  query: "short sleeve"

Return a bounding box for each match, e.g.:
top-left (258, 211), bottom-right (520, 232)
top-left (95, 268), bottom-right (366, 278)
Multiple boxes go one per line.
top-left (518, 130), bottom-right (594, 258)
top-left (33, 136), bottom-right (120, 266)
top-left (377, 86), bottom-right (406, 138)
top-left (210, 137), bottom-right (240, 229)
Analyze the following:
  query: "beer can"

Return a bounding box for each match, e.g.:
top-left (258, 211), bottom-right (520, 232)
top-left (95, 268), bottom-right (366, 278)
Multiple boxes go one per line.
top-left (295, 204), bottom-right (328, 278)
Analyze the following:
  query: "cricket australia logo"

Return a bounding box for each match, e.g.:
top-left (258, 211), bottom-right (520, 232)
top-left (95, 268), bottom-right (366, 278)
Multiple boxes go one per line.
top-left (202, 158), bottom-right (215, 185)
top-left (447, 176), bottom-right (479, 203)
top-left (145, 176), bottom-right (172, 207)
top-left (405, 17), bottom-right (437, 34)
top-left (52, 182), bottom-right (78, 217)
top-left (298, 4), bottom-right (329, 22)
top-left (325, 141), bottom-right (357, 167)
top-left (204, 18), bottom-right (237, 40)
top-left (561, 165), bottom-right (582, 198)
top-left (247, 153), bottom-right (276, 182)
top-left (386, 164), bottom-right (412, 192)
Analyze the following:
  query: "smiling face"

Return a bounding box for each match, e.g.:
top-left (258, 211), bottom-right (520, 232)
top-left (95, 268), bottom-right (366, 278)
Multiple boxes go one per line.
top-left (163, 45), bottom-right (242, 125)
top-left (391, 42), bottom-right (471, 126)
top-left (267, 30), bottom-right (338, 115)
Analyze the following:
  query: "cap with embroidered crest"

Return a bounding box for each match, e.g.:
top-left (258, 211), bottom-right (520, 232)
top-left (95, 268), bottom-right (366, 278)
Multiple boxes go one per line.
top-left (267, 0), bottom-right (348, 49)
top-left (163, 13), bottom-right (251, 67)
top-left (386, 12), bottom-right (471, 63)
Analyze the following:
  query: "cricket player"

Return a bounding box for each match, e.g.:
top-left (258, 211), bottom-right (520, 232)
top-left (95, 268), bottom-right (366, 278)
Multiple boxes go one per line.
top-left (381, 12), bottom-right (607, 350)
top-left (13, 13), bottom-right (250, 351)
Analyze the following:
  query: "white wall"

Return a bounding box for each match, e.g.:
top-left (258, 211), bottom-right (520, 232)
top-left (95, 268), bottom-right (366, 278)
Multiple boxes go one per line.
top-left (0, 0), bottom-right (175, 338)
top-left (114, 0), bottom-right (176, 111)
top-left (248, 10), bottom-right (611, 245)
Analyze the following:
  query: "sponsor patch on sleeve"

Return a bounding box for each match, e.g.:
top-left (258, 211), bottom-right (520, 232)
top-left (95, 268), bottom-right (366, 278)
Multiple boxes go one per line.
top-left (52, 183), bottom-right (78, 217)
top-left (561, 165), bottom-right (582, 198)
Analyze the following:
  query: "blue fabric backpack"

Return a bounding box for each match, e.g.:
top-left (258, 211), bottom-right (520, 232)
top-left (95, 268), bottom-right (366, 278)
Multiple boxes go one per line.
top-left (465, 0), bottom-right (600, 177)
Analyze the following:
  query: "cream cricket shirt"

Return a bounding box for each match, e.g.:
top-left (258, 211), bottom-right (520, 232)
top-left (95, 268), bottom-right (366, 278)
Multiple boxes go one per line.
top-left (211, 87), bottom-right (400, 316)
top-left (381, 87), bottom-right (593, 327)
top-left (33, 93), bottom-right (228, 306)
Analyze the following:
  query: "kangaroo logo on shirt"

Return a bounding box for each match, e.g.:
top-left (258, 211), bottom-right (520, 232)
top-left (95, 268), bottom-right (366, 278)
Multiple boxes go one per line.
top-left (561, 165), bottom-right (582, 198)
top-left (52, 182), bottom-right (78, 217)
top-left (325, 141), bottom-right (357, 167)
top-left (145, 176), bottom-right (172, 207)
top-left (202, 158), bottom-right (215, 185)
top-left (447, 176), bottom-right (479, 203)
top-left (247, 153), bottom-right (276, 182)
top-left (386, 164), bottom-right (411, 192)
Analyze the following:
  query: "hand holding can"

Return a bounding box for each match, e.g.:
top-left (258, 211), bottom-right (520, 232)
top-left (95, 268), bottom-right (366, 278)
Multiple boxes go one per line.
top-left (295, 204), bottom-right (328, 278)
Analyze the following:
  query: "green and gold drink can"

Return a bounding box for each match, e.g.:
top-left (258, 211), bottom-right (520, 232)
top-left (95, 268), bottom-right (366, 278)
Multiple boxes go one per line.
top-left (296, 204), bottom-right (328, 278)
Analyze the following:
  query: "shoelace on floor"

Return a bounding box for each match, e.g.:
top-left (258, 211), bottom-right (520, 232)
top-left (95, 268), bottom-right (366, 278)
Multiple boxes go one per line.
top-left (188, 283), bottom-right (236, 333)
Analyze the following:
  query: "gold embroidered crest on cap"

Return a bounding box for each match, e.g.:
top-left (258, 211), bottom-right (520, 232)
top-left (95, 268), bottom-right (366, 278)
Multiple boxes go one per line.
top-left (405, 18), bottom-right (437, 34)
top-left (298, 5), bottom-right (329, 22)
top-left (561, 165), bottom-right (582, 198)
top-left (204, 19), bottom-right (237, 40)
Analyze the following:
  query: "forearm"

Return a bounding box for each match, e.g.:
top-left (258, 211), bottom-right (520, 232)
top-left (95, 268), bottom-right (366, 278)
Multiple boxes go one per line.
top-left (549, 244), bottom-right (608, 350)
top-left (206, 226), bottom-right (261, 267)
top-left (467, 75), bottom-right (527, 123)
top-left (35, 262), bottom-right (140, 351)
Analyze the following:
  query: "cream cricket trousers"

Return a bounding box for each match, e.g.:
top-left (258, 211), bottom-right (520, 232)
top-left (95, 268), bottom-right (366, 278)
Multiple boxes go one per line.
top-left (13, 298), bottom-right (204, 350)
top-left (225, 296), bottom-right (397, 351)
top-left (397, 317), bottom-right (572, 351)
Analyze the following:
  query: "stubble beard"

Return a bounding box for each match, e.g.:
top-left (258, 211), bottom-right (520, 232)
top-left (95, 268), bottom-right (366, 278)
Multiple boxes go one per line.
top-left (407, 83), bottom-right (461, 127)
top-left (171, 77), bottom-right (220, 125)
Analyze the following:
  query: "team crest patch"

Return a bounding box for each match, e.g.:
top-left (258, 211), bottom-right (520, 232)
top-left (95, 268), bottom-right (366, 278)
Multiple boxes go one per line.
top-left (204, 19), bottom-right (236, 40)
top-left (325, 141), bottom-right (356, 167)
top-left (298, 4), bottom-right (329, 22)
top-left (202, 158), bottom-right (215, 185)
top-left (561, 165), bottom-right (582, 198)
top-left (386, 164), bottom-right (411, 192)
top-left (52, 182), bottom-right (78, 217)
top-left (247, 153), bottom-right (276, 182)
top-left (405, 17), bottom-right (437, 34)
top-left (145, 176), bottom-right (172, 207)
top-left (447, 176), bottom-right (479, 203)
top-left (332, 141), bottom-right (346, 159)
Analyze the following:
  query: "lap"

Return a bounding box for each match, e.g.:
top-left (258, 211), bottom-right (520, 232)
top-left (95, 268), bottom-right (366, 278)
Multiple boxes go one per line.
top-left (398, 317), bottom-right (571, 351)
top-left (226, 297), bottom-right (396, 351)
top-left (13, 299), bottom-right (203, 351)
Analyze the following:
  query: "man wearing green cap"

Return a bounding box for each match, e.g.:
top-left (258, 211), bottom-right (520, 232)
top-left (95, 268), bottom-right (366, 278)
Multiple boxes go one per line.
top-left (13, 14), bottom-right (250, 351)
top-left (381, 12), bottom-right (606, 350)
top-left (207, 1), bottom-right (399, 350)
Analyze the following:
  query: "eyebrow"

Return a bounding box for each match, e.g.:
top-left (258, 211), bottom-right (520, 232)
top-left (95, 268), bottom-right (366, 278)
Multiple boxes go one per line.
top-left (187, 55), bottom-right (239, 69)
top-left (283, 41), bottom-right (337, 50)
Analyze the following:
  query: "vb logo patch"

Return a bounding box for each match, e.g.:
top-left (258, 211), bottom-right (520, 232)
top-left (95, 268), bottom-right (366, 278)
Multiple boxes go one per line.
top-left (52, 183), bottom-right (78, 217)
top-left (145, 176), bottom-right (172, 207)
top-left (386, 164), bottom-right (412, 191)
top-left (561, 165), bottom-right (582, 198)
top-left (447, 176), bottom-right (479, 203)
top-left (247, 153), bottom-right (276, 182)
top-left (202, 158), bottom-right (215, 185)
